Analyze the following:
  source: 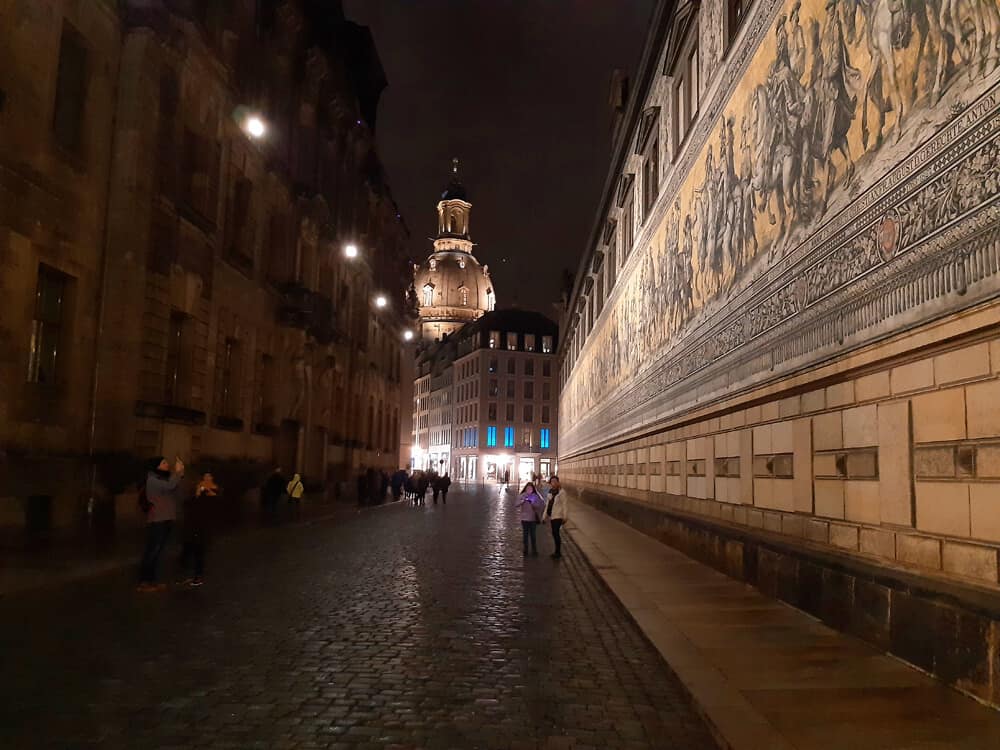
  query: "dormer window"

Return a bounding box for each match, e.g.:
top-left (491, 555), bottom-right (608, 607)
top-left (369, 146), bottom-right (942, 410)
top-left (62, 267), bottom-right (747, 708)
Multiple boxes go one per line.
top-left (459, 286), bottom-right (469, 306)
top-left (458, 259), bottom-right (466, 269)
top-left (429, 258), bottom-right (437, 270)
top-left (422, 283), bottom-right (434, 307)
top-left (486, 288), bottom-right (495, 311)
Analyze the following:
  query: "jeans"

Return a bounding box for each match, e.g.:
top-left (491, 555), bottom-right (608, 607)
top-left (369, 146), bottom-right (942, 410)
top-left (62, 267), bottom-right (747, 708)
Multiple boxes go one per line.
top-left (181, 533), bottom-right (206, 578)
top-left (441, 491), bottom-right (448, 505)
top-left (140, 520), bottom-right (173, 583)
top-left (521, 521), bottom-right (538, 555)
top-left (550, 519), bottom-right (564, 557)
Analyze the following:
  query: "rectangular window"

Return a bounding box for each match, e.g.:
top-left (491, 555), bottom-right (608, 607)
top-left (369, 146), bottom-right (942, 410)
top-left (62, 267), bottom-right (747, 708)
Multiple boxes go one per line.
top-left (728, 0), bottom-right (753, 46)
top-left (524, 359), bottom-right (534, 376)
top-left (521, 428), bottom-right (532, 448)
top-left (27, 266), bottom-right (67, 384)
top-left (542, 382), bottom-right (551, 400)
top-left (607, 237), bottom-right (618, 288)
top-left (489, 378), bottom-right (498, 397)
top-left (487, 426), bottom-right (497, 447)
top-left (506, 332), bottom-right (518, 350)
top-left (542, 336), bottom-right (553, 354)
top-left (540, 429), bottom-right (551, 449)
top-left (507, 358), bottom-right (515, 375)
top-left (674, 40), bottom-right (699, 155)
top-left (225, 175), bottom-right (254, 269)
top-left (254, 353), bottom-right (276, 426)
top-left (504, 427), bottom-right (515, 448)
top-left (219, 337), bottom-right (241, 417)
top-left (505, 403), bottom-right (515, 421)
top-left (524, 382), bottom-right (534, 399)
top-left (644, 137), bottom-right (659, 219)
top-left (489, 357), bottom-right (497, 373)
top-left (542, 361), bottom-right (551, 377)
top-left (488, 402), bottom-right (497, 420)
top-left (623, 198), bottom-right (634, 256)
top-left (53, 23), bottom-right (88, 154)
top-left (506, 380), bottom-right (515, 399)
top-left (489, 330), bottom-right (499, 349)
top-left (523, 405), bottom-right (533, 423)
top-left (165, 312), bottom-right (189, 405)
top-left (542, 406), bottom-right (551, 424)
top-left (525, 334), bottom-right (536, 352)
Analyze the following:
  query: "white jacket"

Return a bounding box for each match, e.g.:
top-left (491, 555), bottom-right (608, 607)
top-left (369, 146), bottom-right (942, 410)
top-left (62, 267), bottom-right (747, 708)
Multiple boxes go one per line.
top-left (544, 488), bottom-right (568, 520)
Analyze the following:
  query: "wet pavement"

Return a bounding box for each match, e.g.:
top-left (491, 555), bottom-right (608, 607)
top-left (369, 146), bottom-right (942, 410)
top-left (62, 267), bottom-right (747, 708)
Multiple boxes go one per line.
top-left (0, 484), bottom-right (716, 749)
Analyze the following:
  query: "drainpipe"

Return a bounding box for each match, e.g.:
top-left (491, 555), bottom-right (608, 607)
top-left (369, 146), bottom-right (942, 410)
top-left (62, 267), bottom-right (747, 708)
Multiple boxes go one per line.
top-left (87, 11), bottom-right (127, 514)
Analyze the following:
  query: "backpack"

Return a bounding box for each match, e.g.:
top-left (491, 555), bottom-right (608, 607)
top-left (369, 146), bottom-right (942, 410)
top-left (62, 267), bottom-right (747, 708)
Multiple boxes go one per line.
top-left (137, 483), bottom-right (152, 514)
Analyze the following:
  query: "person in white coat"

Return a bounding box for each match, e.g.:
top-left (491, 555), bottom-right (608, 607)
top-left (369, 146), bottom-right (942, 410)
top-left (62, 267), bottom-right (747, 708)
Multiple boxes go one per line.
top-left (543, 476), bottom-right (567, 559)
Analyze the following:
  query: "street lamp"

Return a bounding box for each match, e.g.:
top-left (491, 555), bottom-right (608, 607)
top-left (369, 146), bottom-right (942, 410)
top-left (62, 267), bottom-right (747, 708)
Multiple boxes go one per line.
top-left (374, 295), bottom-right (388, 309)
top-left (244, 114), bottom-right (267, 139)
top-left (403, 330), bottom-right (414, 342)
top-left (344, 243), bottom-right (359, 259)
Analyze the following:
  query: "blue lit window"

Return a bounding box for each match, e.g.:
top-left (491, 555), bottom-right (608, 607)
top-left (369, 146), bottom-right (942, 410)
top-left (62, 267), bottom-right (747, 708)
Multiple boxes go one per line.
top-left (504, 427), bottom-right (515, 448)
top-left (487, 426), bottom-right (497, 447)
top-left (540, 429), bottom-right (550, 449)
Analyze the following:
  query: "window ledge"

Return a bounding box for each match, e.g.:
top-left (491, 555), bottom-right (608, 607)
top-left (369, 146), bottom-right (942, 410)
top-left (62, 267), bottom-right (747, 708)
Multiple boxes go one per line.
top-left (215, 415), bottom-right (245, 432)
top-left (135, 400), bottom-right (206, 425)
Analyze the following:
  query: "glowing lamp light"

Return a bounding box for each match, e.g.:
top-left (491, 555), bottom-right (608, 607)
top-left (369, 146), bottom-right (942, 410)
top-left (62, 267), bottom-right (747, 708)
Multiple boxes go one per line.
top-left (244, 115), bottom-right (266, 139)
top-left (403, 330), bottom-right (414, 342)
top-left (375, 295), bottom-right (388, 309)
top-left (344, 243), bottom-right (359, 259)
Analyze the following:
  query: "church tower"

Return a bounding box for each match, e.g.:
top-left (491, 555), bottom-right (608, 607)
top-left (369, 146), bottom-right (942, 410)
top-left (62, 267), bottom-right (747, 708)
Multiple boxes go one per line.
top-left (413, 160), bottom-right (496, 342)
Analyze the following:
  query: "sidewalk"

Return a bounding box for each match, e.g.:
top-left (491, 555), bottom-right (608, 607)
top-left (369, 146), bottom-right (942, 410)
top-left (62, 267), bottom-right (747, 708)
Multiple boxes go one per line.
top-left (568, 501), bottom-right (1000, 750)
top-left (0, 495), bottom-right (394, 597)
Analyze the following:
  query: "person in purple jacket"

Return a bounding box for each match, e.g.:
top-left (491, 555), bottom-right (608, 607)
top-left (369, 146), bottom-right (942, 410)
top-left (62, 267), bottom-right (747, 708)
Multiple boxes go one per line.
top-left (138, 455), bottom-right (184, 592)
top-left (517, 482), bottom-right (544, 557)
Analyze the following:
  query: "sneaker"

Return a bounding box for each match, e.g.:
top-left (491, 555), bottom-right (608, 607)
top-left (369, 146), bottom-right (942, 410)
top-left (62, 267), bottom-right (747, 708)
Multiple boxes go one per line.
top-left (188, 578), bottom-right (204, 588)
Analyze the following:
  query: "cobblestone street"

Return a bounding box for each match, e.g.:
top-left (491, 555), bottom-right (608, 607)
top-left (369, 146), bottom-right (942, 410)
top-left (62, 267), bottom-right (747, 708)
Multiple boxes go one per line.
top-left (0, 485), bottom-right (715, 749)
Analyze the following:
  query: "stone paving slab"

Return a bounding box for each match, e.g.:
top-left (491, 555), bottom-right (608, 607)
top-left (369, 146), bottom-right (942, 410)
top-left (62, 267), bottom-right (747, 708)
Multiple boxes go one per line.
top-left (568, 499), bottom-right (1000, 750)
top-left (0, 485), bottom-right (716, 749)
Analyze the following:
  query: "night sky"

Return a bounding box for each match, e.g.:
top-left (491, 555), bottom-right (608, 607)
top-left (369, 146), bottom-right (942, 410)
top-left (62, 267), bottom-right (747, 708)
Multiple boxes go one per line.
top-left (343, 0), bottom-right (655, 317)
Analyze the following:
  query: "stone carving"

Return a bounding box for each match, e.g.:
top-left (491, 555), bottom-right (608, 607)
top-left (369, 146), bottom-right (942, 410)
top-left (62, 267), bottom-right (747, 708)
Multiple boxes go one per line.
top-left (563, 0), bottom-right (1000, 448)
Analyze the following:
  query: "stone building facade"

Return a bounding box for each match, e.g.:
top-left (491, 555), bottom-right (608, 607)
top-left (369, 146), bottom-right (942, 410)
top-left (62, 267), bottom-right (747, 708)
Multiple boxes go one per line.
top-left (0, 0), bottom-right (412, 542)
top-left (559, 0), bottom-right (1000, 705)
top-left (414, 309), bottom-right (558, 483)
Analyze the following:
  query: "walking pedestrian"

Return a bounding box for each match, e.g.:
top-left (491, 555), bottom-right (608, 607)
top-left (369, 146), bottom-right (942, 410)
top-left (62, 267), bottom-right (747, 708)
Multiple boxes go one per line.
top-left (261, 467), bottom-right (285, 524)
top-left (438, 473), bottom-right (452, 505)
top-left (517, 482), bottom-right (544, 557)
top-left (138, 456), bottom-right (184, 592)
top-left (391, 468), bottom-right (407, 502)
top-left (286, 472), bottom-right (304, 520)
top-left (180, 472), bottom-right (217, 587)
top-left (417, 472), bottom-right (430, 506)
top-left (543, 475), bottom-right (567, 559)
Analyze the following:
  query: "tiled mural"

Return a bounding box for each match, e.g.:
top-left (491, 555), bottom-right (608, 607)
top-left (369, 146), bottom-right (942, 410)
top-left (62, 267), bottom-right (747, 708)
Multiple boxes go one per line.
top-left (562, 0), bottom-right (1000, 454)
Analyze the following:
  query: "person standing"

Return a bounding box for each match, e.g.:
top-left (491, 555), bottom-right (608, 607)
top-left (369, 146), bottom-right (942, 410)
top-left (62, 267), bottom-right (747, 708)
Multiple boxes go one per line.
top-left (543, 476), bottom-right (567, 559)
top-left (439, 473), bottom-right (452, 505)
top-left (286, 472), bottom-right (304, 520)
top-left (261, 467), bottom-right (285, 524)
top-left (180, 472), bottom-right (217, 587)
top-left (138, 456), bottom-right (184, 592)
top-left (517, 482), bottom-right (544, 557)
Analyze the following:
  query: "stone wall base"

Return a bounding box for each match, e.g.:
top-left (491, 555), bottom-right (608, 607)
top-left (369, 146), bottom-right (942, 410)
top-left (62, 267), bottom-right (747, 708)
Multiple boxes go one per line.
top-left (571, 485), bottom-right (1000, 709)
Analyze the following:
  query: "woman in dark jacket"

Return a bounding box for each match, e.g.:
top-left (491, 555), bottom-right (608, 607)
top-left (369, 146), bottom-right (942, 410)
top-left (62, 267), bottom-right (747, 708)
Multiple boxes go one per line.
top-left (179, 472), bottom-right (218, 587)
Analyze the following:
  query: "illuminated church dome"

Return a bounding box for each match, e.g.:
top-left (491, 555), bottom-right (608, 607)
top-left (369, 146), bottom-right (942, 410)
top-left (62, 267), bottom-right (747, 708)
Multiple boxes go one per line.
top-left (414, 159), bottom-right (496, 342)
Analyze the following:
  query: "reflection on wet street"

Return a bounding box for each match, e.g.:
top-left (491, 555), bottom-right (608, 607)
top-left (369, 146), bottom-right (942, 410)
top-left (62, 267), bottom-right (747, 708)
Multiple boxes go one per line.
top-left (0, 484), bottom-right (715, 749)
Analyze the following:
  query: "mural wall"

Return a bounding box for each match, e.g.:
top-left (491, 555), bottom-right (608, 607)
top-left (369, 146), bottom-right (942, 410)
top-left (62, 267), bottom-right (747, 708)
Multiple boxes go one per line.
top-left (562, 0), bottom-right (1000, 454)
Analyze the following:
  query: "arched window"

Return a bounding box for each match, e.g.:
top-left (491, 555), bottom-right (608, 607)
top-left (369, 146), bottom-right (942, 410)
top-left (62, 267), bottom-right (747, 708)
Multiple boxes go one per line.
top-left (423, 284), bottom-right (434, 307)
top-left (459, 286), bottom-right (469, 306)
top-left (486, 288), bottom-right (495, 311)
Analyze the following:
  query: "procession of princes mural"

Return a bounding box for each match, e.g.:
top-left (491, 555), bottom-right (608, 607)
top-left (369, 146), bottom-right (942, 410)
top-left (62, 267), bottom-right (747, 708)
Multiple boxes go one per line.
top-left (564, 0), bottom-right (1000, 429)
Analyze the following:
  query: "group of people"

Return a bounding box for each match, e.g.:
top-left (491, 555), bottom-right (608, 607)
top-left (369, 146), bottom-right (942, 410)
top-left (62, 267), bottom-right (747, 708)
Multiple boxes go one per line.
top-left (516, 476), bottom-right (567, 559)
top-left (138, 460), bottom-right (306, 592)
top-left (393, 468), bottom-right (451, 506)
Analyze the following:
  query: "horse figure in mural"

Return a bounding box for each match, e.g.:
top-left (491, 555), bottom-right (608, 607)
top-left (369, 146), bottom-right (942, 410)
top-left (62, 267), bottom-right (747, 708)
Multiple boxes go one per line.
top-left (748, 82), bottom-right (799, 256)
